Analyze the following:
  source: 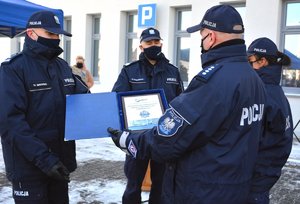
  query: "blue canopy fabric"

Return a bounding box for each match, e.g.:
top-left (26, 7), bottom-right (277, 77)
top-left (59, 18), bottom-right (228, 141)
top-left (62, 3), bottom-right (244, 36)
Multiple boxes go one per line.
top-left (0, 0), bottom-right (64, 38)
top-left (284, 49), bottom-right (300, 69)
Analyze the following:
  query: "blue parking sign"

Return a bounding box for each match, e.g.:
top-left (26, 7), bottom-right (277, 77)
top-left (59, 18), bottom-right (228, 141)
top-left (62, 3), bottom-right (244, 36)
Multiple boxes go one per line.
top-left (138, 4), bottom-right (156, 27)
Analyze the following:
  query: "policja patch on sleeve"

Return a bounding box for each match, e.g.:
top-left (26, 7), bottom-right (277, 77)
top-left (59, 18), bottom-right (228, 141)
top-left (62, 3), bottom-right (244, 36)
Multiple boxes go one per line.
top-left (128, 139), bottom-right (137, 158)
top-left (157, 108), bottom-right (184, 137)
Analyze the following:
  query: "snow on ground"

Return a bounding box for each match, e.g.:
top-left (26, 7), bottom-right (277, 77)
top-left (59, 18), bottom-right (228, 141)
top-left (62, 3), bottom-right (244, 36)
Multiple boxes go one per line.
top-left (75, 137), bottom-right (125, 162)
top-left (288, 139), bottom-right (300, 164)
top-left (1, 137), bottom-right (300, 203)
top-left (0, 138), bottom-right (150, 204)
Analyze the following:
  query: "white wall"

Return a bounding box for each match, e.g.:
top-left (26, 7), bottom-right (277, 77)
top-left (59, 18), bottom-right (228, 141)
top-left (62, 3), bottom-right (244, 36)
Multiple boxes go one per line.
top-left (0, 38), bottom-right (11, 63)
top-left (287, 95), bottom-right (300, 130)
top-left (244, 0), bottom-right (282, 47)
top-left (8, 0), bottom-right (300, 123)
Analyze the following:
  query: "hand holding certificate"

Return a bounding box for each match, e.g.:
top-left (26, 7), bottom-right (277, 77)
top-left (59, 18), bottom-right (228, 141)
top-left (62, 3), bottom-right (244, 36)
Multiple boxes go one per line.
top-left (65, 89), bottom-right (168, 140)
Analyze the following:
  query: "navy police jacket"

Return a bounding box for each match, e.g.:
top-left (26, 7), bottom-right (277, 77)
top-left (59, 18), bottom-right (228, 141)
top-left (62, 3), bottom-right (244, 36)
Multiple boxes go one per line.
top-left (112, 53), bottom-right (183, 103)
top-left (0, 36), bottom-right (89, 181)
top-left (124, 41), bottom-right (266, 204)
top-left (251, 65), bottom-right (293, 193)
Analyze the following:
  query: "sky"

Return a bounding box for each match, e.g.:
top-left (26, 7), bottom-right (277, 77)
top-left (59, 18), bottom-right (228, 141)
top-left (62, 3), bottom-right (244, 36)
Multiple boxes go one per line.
top-left (0, 137), bottom-right (300, 203)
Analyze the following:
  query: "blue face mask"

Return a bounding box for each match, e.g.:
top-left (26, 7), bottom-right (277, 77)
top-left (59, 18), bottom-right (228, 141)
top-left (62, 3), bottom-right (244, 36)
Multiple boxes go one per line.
top-left (143, 46), bottom-right (162, 60)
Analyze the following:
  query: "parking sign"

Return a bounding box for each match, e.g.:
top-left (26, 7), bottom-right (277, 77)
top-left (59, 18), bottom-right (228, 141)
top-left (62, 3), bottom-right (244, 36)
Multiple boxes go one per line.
top-left (138, 4), bottom-right (156, 27)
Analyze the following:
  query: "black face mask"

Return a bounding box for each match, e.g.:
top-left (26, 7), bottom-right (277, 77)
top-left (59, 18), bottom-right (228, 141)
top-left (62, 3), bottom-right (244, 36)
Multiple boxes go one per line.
top-left (37, 35), bottom-right (61, 49)
top-left (76, 62), bottom-right (83, 69)
top-left (200, 33), bottom-right (210, 54)
top-left (143, 46), bottom-right (162, 60)
top-left (254, 67), bottom-right (265, 76)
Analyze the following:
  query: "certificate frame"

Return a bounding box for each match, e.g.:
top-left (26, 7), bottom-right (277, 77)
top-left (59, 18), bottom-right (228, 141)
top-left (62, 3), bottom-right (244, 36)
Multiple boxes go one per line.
top-left (117, 89), bottom-right (168, 131)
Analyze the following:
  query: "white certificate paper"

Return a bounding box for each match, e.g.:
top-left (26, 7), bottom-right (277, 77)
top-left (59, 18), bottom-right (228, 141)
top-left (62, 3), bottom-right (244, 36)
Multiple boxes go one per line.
top-left (122, 93), bottom-right (164, 130)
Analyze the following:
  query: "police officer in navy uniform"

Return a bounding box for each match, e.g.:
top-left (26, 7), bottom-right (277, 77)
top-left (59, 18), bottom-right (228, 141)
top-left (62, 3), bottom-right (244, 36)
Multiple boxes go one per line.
top-left (246, 38), bottom-right (293, 204)
top-left (108, 5), bottom-right (266, 204)
top-left (112, 27), bottom-right (183, 204)
top-left (0, 11), bottom-right (89, 204)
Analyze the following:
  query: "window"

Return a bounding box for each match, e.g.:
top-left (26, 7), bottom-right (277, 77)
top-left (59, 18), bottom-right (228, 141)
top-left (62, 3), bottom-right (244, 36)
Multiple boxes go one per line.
top-left (281, 1), bottom-right (300, 90)
top-left (63, 17), bottom-right (72, 64)
top-left (91, 15), bottom-right (101, 80)
top-left (126, 12), bottom-right (139, 63)
top-left (175, 8), bottom-right (191, 86)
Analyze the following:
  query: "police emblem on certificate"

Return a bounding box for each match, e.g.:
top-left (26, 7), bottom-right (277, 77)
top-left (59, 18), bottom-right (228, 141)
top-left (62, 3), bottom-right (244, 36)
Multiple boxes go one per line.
top-left (118, 89), bottom-right (168, 131)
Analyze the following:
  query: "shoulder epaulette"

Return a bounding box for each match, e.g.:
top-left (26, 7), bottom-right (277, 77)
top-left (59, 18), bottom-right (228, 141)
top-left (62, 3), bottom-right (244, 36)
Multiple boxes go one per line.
top-left (123, 60), bottom-right (140, 67)
top-left (1, 52), bottom-right (22, 65)
top-left (167, 62), bottom-right (178, 69)
top-left (197, 64), bottom-right (222, 82)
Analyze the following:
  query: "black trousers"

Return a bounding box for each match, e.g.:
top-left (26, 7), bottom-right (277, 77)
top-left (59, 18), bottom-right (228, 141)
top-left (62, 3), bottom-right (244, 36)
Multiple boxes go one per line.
top-left (122, 155), bottom-right (165, 204)
top-left (12, 177), bottom-right (69, 204)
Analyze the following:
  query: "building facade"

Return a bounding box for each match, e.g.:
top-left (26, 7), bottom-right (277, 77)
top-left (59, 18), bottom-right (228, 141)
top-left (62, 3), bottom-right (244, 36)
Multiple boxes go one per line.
top-left (3, 0), bottom-right (300, 129)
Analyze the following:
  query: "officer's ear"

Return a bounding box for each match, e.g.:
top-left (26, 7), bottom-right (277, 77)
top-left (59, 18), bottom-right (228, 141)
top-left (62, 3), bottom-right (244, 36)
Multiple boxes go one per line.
top-left (26, 29), bottom-right (34, 39)
top-left (208, 31), bottom-right (217, 48)
top-left (258, 57), bottom-right (269, 66)
top-left (139, 44), bottom-right (144, 52)
top-left (26, 29), bottom-right (39, 41)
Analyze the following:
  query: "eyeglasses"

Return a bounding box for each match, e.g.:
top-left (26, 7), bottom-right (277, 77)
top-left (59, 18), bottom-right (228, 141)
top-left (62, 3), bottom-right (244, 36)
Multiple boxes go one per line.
top-left (248, 58), bottom-right (261, 66)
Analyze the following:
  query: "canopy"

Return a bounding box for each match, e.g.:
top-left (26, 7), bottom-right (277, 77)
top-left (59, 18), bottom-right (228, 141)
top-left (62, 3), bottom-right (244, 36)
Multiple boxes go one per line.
top-left (284, 49), bottom-right (300, 69)
top-left (0, 0), bottom-right (64, 38)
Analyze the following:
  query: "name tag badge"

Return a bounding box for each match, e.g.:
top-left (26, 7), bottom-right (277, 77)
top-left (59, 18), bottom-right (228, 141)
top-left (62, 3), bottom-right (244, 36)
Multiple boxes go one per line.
top-left (29, 81), bottom-right (51, 92)
top-left (166, 77), bottom-right (178, 84)
top-left (129, 78), bottom-right (146, 84)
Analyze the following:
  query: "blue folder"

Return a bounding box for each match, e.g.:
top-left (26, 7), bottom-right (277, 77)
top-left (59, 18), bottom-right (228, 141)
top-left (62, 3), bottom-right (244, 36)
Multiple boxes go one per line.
top-left (64, 92), bottom-right (120, 141)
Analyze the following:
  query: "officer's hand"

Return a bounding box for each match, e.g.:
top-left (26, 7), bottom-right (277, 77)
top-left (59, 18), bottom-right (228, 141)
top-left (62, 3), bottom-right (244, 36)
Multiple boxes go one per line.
top-left (107, 127), bottom-right (130, 154)
top-left (47, 161), bottom-right (70, 182)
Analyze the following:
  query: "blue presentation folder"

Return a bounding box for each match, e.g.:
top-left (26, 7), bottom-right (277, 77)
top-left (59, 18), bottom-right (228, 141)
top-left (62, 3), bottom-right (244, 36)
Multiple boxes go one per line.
top-left (64, 92), bottom-right (120, 141)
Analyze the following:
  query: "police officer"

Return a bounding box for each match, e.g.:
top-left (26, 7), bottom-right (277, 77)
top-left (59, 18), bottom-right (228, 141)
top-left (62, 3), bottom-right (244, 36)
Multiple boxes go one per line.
top-left (108, 5), bottom-right (266, 204)
top-left (0, 11), bottom-right (89, 204)
top-left (246, 37), bottom-right (293, 204)
top-left (112, 27), bottom-right (183, 204)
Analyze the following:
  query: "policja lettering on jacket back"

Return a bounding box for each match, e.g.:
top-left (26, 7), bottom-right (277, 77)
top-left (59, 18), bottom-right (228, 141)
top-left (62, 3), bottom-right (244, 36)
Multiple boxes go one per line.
top-left (240, 103), bottom-right (264, 126)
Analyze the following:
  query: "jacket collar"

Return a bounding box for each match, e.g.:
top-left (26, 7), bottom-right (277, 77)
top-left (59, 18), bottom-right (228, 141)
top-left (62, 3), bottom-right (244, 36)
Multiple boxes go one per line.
top-left (139, 52), bottom-right (169, 75)
top-left (255, 65), bottom-right (282, 85)
top-left (201, 39), bottom-right (247, 67)
top-left (23, 35), bottom-right (63, 61)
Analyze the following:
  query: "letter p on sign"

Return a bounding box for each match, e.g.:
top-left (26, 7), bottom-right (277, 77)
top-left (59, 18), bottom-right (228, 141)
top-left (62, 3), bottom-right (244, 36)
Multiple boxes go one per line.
top-left (138, 4), bottom-right (156, 27)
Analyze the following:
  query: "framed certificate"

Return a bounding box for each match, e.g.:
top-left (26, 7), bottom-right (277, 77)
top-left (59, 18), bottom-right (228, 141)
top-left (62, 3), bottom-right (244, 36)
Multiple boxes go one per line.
top-left (117, 89), bottom-right (168, 131)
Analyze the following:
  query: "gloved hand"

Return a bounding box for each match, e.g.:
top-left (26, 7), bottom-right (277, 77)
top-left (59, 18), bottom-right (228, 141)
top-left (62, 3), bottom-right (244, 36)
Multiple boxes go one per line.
top-left (46, 161), bottom-right (70, 182)
top-left (107, 127), bottom-right (130, 154)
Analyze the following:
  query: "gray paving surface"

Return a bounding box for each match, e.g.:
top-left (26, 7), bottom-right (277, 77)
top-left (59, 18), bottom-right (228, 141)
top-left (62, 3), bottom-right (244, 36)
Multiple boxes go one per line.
top-left (1, 159), bottom-right (299, 203)
top-left (72, 159), bottom-right (300, 204)
top-left (269, 163), bottom-right (300, 204)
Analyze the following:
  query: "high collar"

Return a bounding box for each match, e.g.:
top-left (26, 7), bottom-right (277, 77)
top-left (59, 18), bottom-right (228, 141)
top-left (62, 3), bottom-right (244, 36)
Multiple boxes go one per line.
top-left (139, 52), bottom-right (169, 75)
top-left (23, 35), bottom-right (63, 60)
top-left (201, 39), bottom-right (247, 67)
top-left (255, 65), bottom-right (282, 85)
top-left (139, 52), bottom-right (167, 64)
